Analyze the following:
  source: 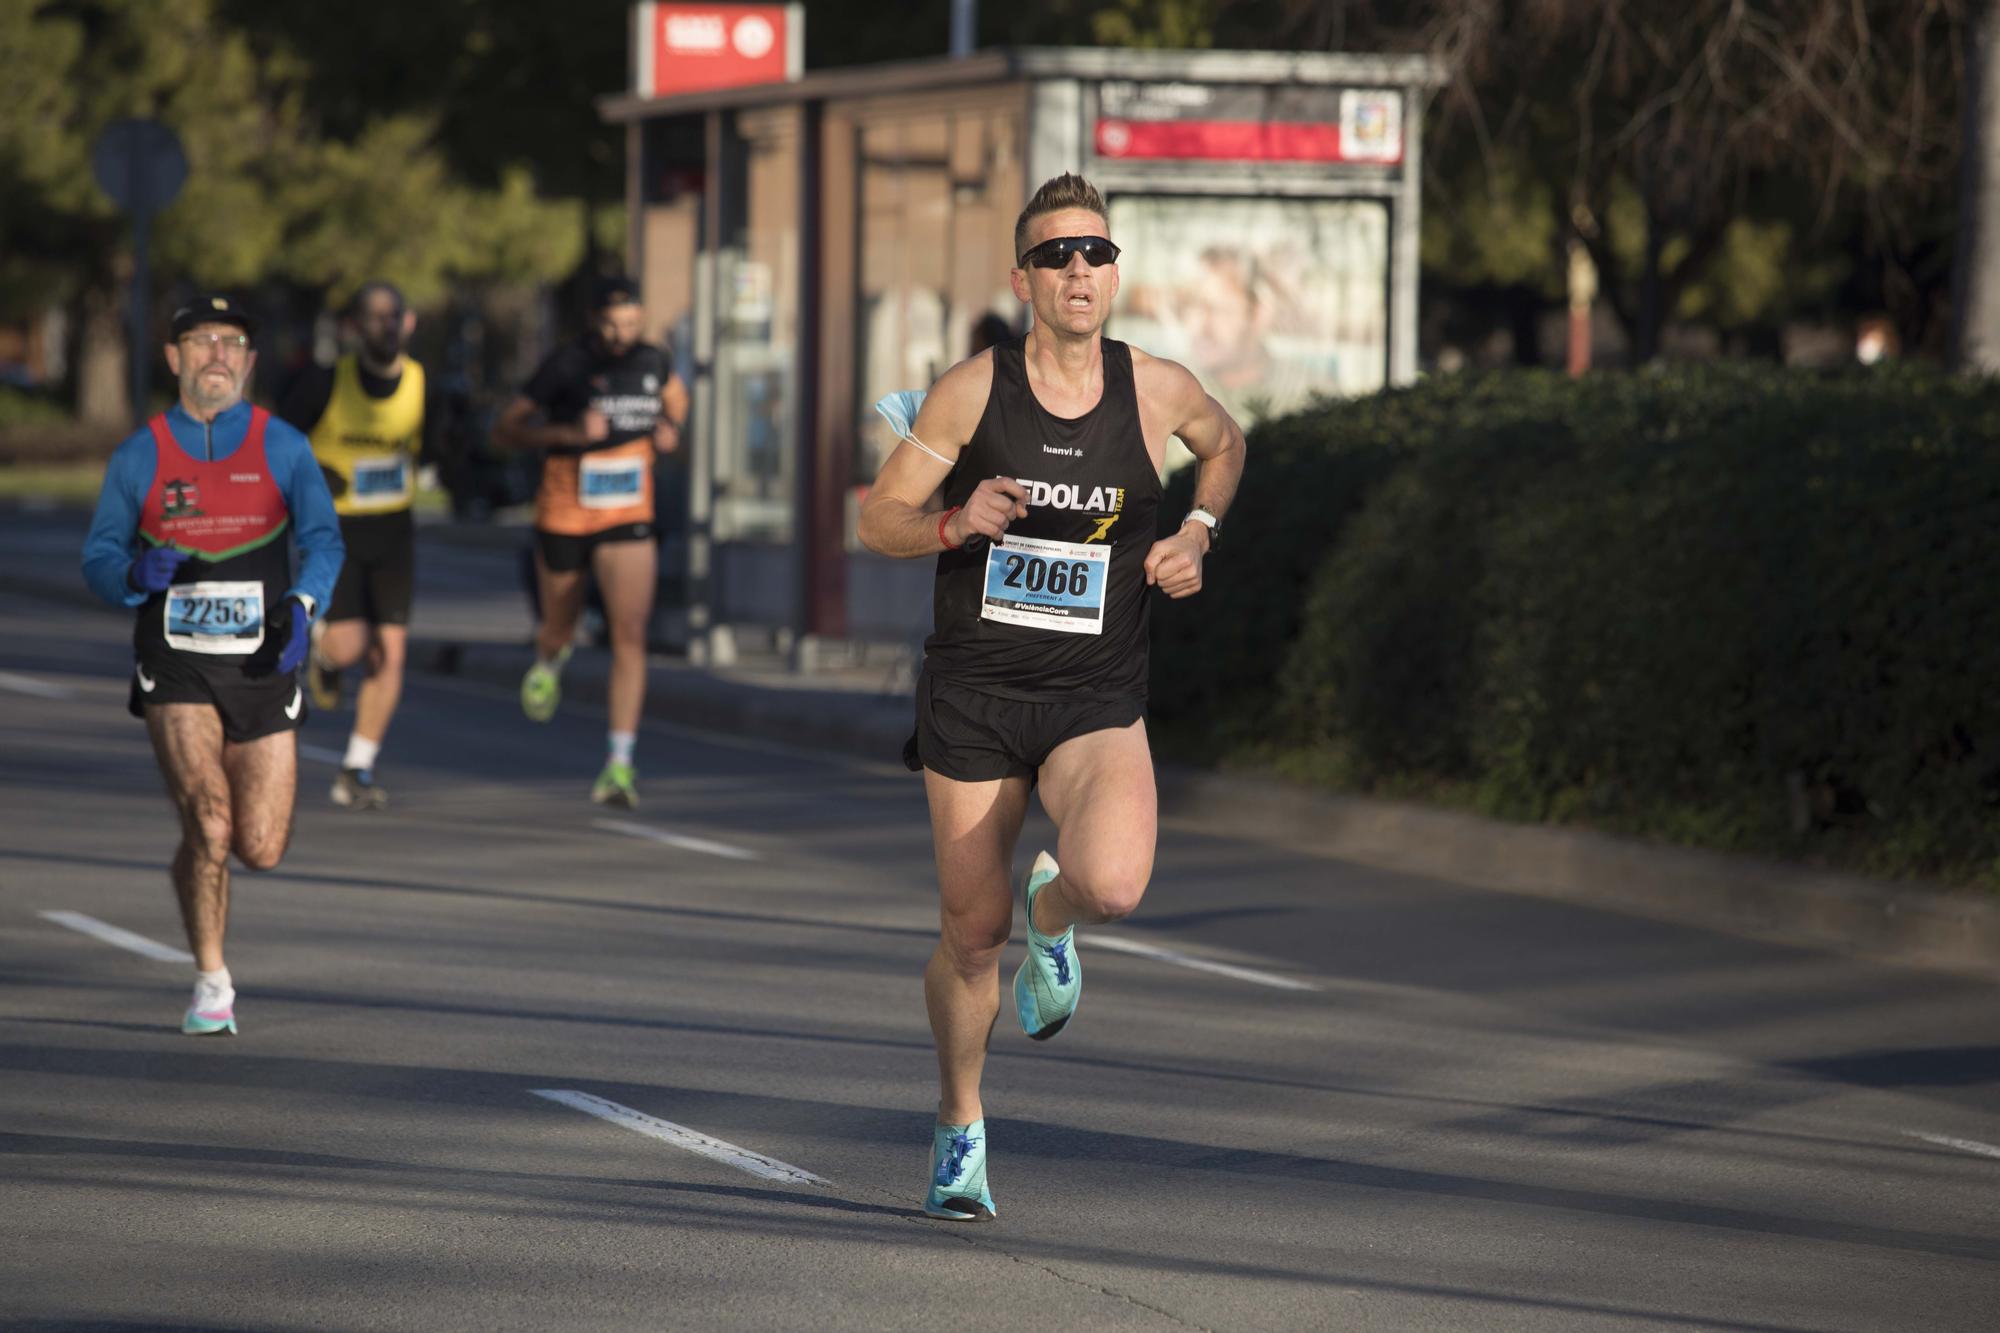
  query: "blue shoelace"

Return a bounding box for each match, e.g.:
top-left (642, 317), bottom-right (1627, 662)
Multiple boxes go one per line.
top-left (1044, 939), bottom-right (1072, 986)
top-left (935, 1131), bottom-right (980, 1187)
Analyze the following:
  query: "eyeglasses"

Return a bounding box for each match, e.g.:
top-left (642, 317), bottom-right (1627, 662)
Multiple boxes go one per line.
top-left (180, 332), bottom-right (250, 354)
top-left (1018, 236), bottom-right (1121, 270)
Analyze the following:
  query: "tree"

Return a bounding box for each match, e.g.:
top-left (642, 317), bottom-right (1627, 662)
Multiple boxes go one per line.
top-left (1954, 0), bottom-right (2000, 373)
top-left (2, 0), bottom-right (584, 425)
top-left (1422, 0), bottom-right (1967, 363)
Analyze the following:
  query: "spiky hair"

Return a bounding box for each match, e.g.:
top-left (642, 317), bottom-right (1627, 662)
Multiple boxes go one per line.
top-left (1014, 173), bottom-right (1108, 263)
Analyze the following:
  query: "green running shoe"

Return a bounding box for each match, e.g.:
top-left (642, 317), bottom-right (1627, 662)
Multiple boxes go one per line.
top-left (924, 1119), bottom-right (996, 1222)
top-left (520, 647), bottom-right (570, 722)
top-left (591, 760), bottom-right (638, 809)
top-left (1013, 850), bottom-right (1080, 1040)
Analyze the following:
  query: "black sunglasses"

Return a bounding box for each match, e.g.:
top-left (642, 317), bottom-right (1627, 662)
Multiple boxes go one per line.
top-left (1018, 235), bottom-right (1122, 270)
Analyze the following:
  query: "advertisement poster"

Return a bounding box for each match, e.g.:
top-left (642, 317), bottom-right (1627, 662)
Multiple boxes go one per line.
top-left (1109, 196), bottom-right (1389, 448)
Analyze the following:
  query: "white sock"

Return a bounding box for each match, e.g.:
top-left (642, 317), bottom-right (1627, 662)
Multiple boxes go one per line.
top-left (608, 731), bottom-right (636, 766)
top-left (342, 735), bottom-right (381, 772)
top-left (195, 967), bottom-right (234, 1001)
top-left (540, 644), bottom-right (573, 672)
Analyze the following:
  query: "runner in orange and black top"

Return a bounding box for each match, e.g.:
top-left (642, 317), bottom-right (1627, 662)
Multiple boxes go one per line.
top-left (491, 275), bottom-right (687, 808)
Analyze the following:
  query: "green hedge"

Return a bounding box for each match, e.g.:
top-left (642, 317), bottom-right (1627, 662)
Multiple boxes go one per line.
top-left (1153, 365), bottom-right (2000, 886)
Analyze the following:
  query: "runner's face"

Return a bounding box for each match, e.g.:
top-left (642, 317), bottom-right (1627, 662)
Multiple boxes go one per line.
top-left (1012, 208), bottom-right (1117, 339)
top-left (166, 322), bottom-right (255, 414)
top-left (593, 302), bottom-right (644, 356)
top-left (354, 292), bottom-right (407, 364)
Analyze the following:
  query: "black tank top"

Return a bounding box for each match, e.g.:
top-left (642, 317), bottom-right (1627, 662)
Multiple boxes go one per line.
top-left (923, 337), bottom-right (1162, 702)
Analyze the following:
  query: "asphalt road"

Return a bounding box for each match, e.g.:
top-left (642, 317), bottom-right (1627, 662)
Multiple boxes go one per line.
top-left (2, 585), bottom-right (1997, 1331)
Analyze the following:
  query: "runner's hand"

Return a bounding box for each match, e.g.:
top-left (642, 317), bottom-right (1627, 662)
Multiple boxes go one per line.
top-left (653, 419), bottom-right (680, 454)
top-left (1143, 531), bottom-right (1205, 599)
top-left (577, 408), bottom-right (610, 445)
top-left (954, 477), bottom-right (1029, 544)
top-left (277, 598), bottom-right (312, 675)
top-left (127, 547), bottom-right (190, 593)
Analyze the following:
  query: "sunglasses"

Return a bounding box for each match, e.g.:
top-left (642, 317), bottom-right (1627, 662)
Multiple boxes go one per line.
top-left (1018, 235), bottom-right (1122, 270)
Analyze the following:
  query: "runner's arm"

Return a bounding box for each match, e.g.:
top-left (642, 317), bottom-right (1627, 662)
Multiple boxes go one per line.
top-left (273, 364), bottom-right (333, 437)
top-left (267, 421), bottom-right (345, 616)
top-left (490, 394), bottom-right (593, 450)
top-left (857, 357), bottom-right (997, 558)
top-left (1157, 362), bottom-right (1246, 551)
top-left (79, 430), bottom-right (157, 609)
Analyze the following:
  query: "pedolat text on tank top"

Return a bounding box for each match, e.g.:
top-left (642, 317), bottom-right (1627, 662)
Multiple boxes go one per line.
top-left (923, 338), bottom-right (1163, 703)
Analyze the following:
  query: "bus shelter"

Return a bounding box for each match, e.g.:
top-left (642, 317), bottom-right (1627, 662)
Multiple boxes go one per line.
top-left (598, 45), bottom-right (1442, 666)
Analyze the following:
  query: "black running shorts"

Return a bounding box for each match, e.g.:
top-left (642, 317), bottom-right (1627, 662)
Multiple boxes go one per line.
top-left (905, 672), bottom-right (1145, 783)
top-left (127, 654), bottom-right (307, 743)
top-left (327, 510), bottom-right (415, 625)
top-left (535, 522), bottom-right (654, 574)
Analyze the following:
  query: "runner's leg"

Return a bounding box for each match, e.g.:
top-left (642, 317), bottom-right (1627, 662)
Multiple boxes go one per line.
top-left (315, 619), bottom-right (371, 672)
top-left (1030, 718), bottom-right (1157, 934)
top-left (923, 769), bottom-right (1031, 1124)
top-left (534, 548), bottom-right (589, 662)
top-left (224, 728), bottom-right (298, 872)
top-left (351, 624), bottom-right (407, 747)
top-left (144, 704), bottom-right (233, 972)
top-left (590, 536), bottom-right (657, 738)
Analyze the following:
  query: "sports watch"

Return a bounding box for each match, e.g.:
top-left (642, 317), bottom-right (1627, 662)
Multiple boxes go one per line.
top-left (1183, 507), bottom-right (1219, 548)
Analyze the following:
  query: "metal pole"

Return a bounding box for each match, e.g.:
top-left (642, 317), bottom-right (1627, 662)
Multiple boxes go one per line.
top-left (129, 208), bottom-right (152, 426)
top-left (949, 0), bottom-right (976, 57)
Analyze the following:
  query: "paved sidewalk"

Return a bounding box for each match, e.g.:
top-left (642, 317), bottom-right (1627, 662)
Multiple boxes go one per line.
top-left (9, 502), bottom-right (1998, 975)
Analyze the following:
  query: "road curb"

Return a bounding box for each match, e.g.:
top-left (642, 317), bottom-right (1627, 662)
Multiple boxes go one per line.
top-left (9, 564), bottom-right (1995, 977)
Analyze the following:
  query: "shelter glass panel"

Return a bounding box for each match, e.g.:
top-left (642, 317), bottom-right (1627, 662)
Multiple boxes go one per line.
top-left (850, 103), bottom-right (1022, 550)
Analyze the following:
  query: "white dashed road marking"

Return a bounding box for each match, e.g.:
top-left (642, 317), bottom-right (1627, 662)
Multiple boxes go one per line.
top-left (594, 818), bottom-right (758, 861)
top-left (40, 910), bottom-right (194, 964)
top-left (0, 671), bottom-right (74, 700)
top-left (1091, 931), bottom-right (1318, 991)
top-left (532, 1090), bottom-right (828, 1185)
top-left (1906, 1131), bottom-right (2000, 1162)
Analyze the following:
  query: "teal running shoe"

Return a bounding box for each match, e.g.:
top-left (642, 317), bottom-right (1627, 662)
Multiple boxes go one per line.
top-left (520, 646), bottom-right (570, 723)
top-left (924, 1119), bottom-right (996, 1222)
top-left (181, 981), bottom-right (237, 1036)
top-left (1013, 850), bottom-right (1080, 1041)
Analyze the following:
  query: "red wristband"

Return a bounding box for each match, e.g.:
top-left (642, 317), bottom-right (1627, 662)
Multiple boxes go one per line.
top-left (938, 505), bottom-right (963, 551)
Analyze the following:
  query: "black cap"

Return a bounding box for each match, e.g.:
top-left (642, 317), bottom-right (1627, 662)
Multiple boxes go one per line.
top-left (171, 294), bottom-right (256, 341)
top-left (588, 274), bottom-right (641, 311)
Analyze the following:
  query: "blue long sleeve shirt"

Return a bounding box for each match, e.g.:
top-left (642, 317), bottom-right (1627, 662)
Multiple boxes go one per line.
top-left (80, 400), bottom-right (344, 613)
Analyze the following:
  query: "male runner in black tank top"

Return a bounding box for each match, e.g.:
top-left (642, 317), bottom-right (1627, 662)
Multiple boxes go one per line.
top-left (859, 173), bottom-right (1247, 1222)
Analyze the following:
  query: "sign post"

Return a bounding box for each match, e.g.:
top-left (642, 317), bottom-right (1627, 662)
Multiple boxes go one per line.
top-left (92, 118), bottom-right (188, 426)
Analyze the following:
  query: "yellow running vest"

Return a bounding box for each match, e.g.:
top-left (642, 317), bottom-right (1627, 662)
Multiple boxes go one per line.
top-left (308, 354), bottom-right (427, 517)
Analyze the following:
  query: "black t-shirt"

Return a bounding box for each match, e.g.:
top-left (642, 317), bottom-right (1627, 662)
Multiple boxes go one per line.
top-left (519, 339), bottom-right (674, 455)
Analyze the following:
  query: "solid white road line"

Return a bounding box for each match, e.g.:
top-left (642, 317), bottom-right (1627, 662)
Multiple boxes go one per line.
top-left (532, 1090), bottom-right (828, 1186)
top-left (40, 910), bottom-right (193, 964)
top-left (1091, 931), bottom-right (1318, 992)
top-left (1906, 1131), bottom-right (2000, 1162)
top-left (0, 671), bottom-right (74, 701)
top-left (299, 744), bottom-right (347, 766)
top-left (593, 818), bottom-right (759, 861)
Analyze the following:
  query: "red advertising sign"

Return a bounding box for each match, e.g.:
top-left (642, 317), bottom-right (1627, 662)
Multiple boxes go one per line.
top-left (634, 3), bottom-right (802, 99)
top-left (1092, 82), bottom-right (1403, 166)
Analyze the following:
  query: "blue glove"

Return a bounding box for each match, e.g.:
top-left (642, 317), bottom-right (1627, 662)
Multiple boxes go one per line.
top-left (127, 546), bottom-right (190, 593)
top-left (277, 598), bottom-right (312, 675)
top-left (872, 390), bottom-right (927, 441)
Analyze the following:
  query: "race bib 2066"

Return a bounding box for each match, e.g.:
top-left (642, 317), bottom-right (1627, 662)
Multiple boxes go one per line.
top-left (979, 535), bottom-right (1110, 636)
